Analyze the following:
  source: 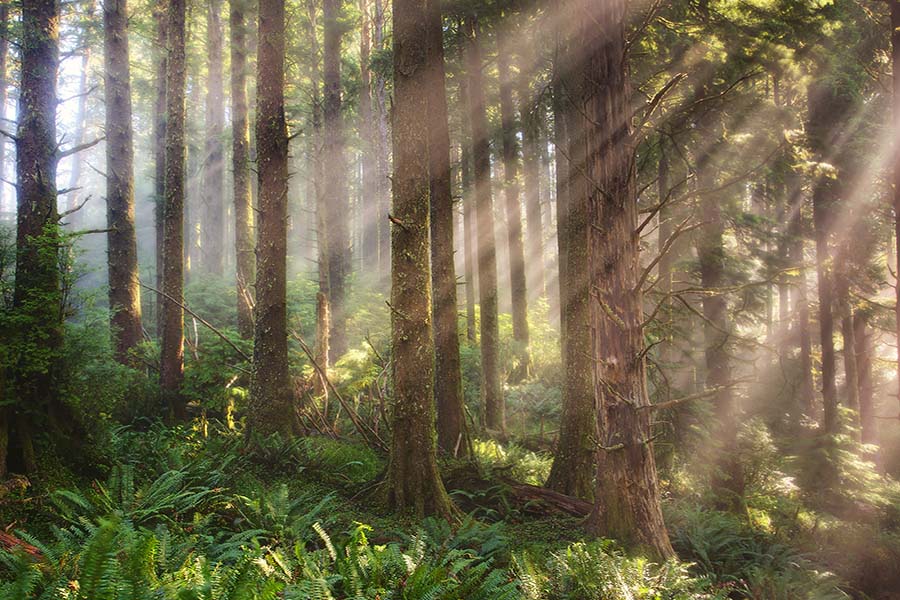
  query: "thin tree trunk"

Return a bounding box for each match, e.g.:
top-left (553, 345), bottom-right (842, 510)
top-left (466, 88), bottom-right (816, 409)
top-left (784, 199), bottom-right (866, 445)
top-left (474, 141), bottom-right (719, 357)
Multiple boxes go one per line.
top-left (545, 35), bottom-right (594, 500)
top-left (459, 75), bottom-right (477, 344)
top-left (201, 0), bottom-right (225, 275)
top-left (231, 0), bottom-right (254, 339)
top-left (249, 0), bottom-right (293, 437)
top-left (426, 0), bottom-right (466, 456)
top-left (323, 0), bottom-right (348, 361)
top-left (853, 311), bottom-right (876, 445)
top-left (892, 2), bottom-right (900, 419)
top-left (497, 40), bottom-right (530, 383)
top-left (104, 0), bottom-right (143, 363)
top-left (154, 0), bottom-right (168, 337)
top-left (373, 0), bottom-right (390, 280)
top-left (385, 0), bottom-right (454, 517)
top-left (161, 0), bottom-right (188, 418)
top-left (835, 262), bottom-right (860, 425)
top-left (465, 14), bottom-right (503, 433)
top-left (359, 0), bottom-right (377, 270)
top-left (576, 0), bottom-right (674, 559)
top-left (64, 9), bottom-right (92, 230)
top-left (788, 191), bottom-right (816, 416)
top-left (12, 0), bottom-right (62, 474)
top-left (0, 3), bottom-right (8, 219)
top-left (519, 51), bottom-right (545, 299)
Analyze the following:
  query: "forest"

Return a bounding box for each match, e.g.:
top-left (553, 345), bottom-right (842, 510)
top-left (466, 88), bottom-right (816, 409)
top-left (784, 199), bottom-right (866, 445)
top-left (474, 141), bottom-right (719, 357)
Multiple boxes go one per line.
top-left (0, 0), bottom-right (899, 597)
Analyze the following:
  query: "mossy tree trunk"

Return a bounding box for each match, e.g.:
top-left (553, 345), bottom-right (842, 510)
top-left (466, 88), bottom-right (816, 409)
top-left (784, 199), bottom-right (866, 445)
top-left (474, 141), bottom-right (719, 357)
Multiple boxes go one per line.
top-left (12, 0), bottom-right (63, 474)
top-left (161, 0), bottom-right (187, 419)
top-left (248, 0), bottom-right (293, 438)
top-left (104, 0), bottom-right (143, 363)
top-left (573, 0), bottom-right (674, 559)
top-left (546, 31), bottom-right (594, 501)
top-left (464, 14), bottom-right (503, 433)
top-left (384, 0), bottom-right (453, 518)
top-left (230, 0), bottom-right (255, 339)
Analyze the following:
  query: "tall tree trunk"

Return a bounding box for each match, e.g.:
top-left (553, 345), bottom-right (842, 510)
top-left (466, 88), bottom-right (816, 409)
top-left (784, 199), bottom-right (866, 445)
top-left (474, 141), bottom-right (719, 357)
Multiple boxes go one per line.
top-left (231, 0), bottom-right (254, 339)
top-left (577, 0), bottom-right (674, 559)
top-left (200, 0), bottom-right (225, 275)
top-left (519, 51), bottom-right (545, 299)
top-left (323, 0), bottom-right (348, 361)
top-left (104, 0), bottom-right (143, 363)
top-left (426, 0), bottom-right (466, 457)
top-left (249, 0), bottom-right (293, 437)
top-left (459, 75), bottom-right (477, 344)
top-left (0, 3), bottom-right (8, 219)
top-left (853, 311), bottom-right (876, 445)
top-left (373, 0), bottom-right (390, 279)
top-left (359, 0), bottom-right (378, 270)
top-left (384, 0), bottom-right (453, 517)
top-left (12, 0), bottom-right (63, 474)
top-left (497, 39), bottom-right (530, 383)
top-left (788, 191), bottom-right (816, 416)
top-left (835, 262), bottom-right (860, 424)
top-left (808, 81), bottom-right (840, 434)
top-left (465, 14), bottom-right (503, 433)
top-left (153, 0), bottom-right (168, 337)
top-left (545, 35), bottom-right (594, 500)
top-left (161, 0), bottom-right (187, 419)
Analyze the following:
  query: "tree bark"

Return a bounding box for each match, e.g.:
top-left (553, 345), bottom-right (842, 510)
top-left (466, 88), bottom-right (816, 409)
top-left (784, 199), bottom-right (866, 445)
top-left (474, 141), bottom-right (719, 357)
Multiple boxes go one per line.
top-left (425, 0), bottom-right (466, 457)
top-left (575, 0), bottom-right (674, 559)
top-left (161, 0), bottom-right (187, 418)
top-left (12, 0), bottom-right (62, 473)
top-left (892, 2), bottom-right (900, 419)
top-left (497, 37), bottom-right (530, 384)
top-left (104, 0), bottom-right (143, 363)
top-left (64, 6), bottom-right (92, 230)
top-left (201, 0), bottom-right (225, 275)
top-left (0, 3), bottom-right (8, 219)
top-left (458, 66), bottom-right (476, 344)
top-left (249, 0), bottom-right (293, 437)
top-left (464, 14), bottom-right (503, 433)
top-left (231, 0), bottom-right (255, 339)
top-left (359, 0), bottom-right (378, 270)
top-left (853, 311), bottom-right (876, 445)
top-left (545, 33), bottom-right (594, 500)
top-left (153, 0), bottom-right (168, 337)
top-left (519, 49), bottom-right (545, 299)
top-left (373, 0), bottom-right (390, 280)
top-left (323, 0), bottom-right (349, 361)
top-left (385, 0), bottom-right (454, 517)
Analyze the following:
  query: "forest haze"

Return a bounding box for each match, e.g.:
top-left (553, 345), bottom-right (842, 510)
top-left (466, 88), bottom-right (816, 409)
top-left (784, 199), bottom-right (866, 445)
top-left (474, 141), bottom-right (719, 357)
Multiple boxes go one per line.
top-left (0, 0), bottom-right (899, 597)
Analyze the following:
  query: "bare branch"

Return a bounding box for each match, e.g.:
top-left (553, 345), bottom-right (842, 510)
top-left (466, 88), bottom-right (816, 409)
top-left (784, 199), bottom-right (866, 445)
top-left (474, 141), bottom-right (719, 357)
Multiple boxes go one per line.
top-left (57, 135), bottom-right (105, 160)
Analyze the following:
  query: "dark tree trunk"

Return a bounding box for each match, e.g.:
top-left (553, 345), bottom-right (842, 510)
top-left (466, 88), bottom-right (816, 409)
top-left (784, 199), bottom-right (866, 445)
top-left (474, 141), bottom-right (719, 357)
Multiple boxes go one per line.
top-left (853, 312), bottom-right (876, 445)
top-left (835, 262), bottom-right (859, 424)
top-left (458, 72), bottom-right (476, 344)
top-left (161, 0), bottom-right (187, 418)
top-left (384, 0), bottom-right (454, 517)
top-left (497, 38), bottom-right (530, 383)
top-left (249, 0), bottom-right (293, 437)
top-left (545, 35), bottom-right (594, 500)
top-left (12, 0), bottom-right (63, 474)
top-left (575, 0), bottom-right (674, 559)
top-left (808, 81), bottom-right (841, 434)
top-left (0, 3), bottom-right (8, 219)
top-left (153, 0), bottom-right (168, 337)
top-left (231, 0), bottom-right (254, 339)
top-left (425, 0), bottom-right (466, 457)
top-left (201, 0), bottom-right (225, 275)
top-left (464, 14), bottom-right (503, 433)
top-left (104, 0), bottom-right (143, 363)
top-left (323, 0), bottom-right (348, 361)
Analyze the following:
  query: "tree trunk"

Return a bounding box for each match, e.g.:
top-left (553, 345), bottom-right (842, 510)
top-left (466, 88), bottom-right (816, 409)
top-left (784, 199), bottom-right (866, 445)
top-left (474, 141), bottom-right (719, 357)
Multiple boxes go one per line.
top-left (0, 3), bottom-right (8, 219)
top-left (835, 263), bottom-right (860, 425)
top-left (575, 0), bottom-right (674, 559)
top-left (458, 72), bottom-right (476, 344)
top-left (519, 52), bottom-right (545, 299)
top-left (231, 0), bottom-right (254, 339)
top-left (12, 0), bottom-right (62, 474)
top-left (154, 0), bottom-right (168, 338)
top-left (545, 35), bottom-right (594, 500)
top-left (497, 36), bottom-right (530, 384)
top-left (323, 0), bottom-right (348, 361)
top-left (384, 0), bottom-right (454, 518)
top-left (249, 0), bottom-right (293, 437)
top-left (104, 0), bottom-right (143, 363)
top-left (853, 311), bottom-right (876, 445)
top-left (464, 14), bottom-right (503, 433)
top-left (892, 2), bottom-right (900, 419)
top-left (808, 81), bottom-right (840, 434)
top-left (373, 0), bottom-right (390, 280)
top-left (200, 0), bottom-right (225, 275)
top-left (161, 0), bottom-right (187, 419)
top-left (425, 0), bottom-right (466, 457)
top-left (64, 7), bottom-right (92, 230)
top-left (359, 0), bottom-right (378, 271)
